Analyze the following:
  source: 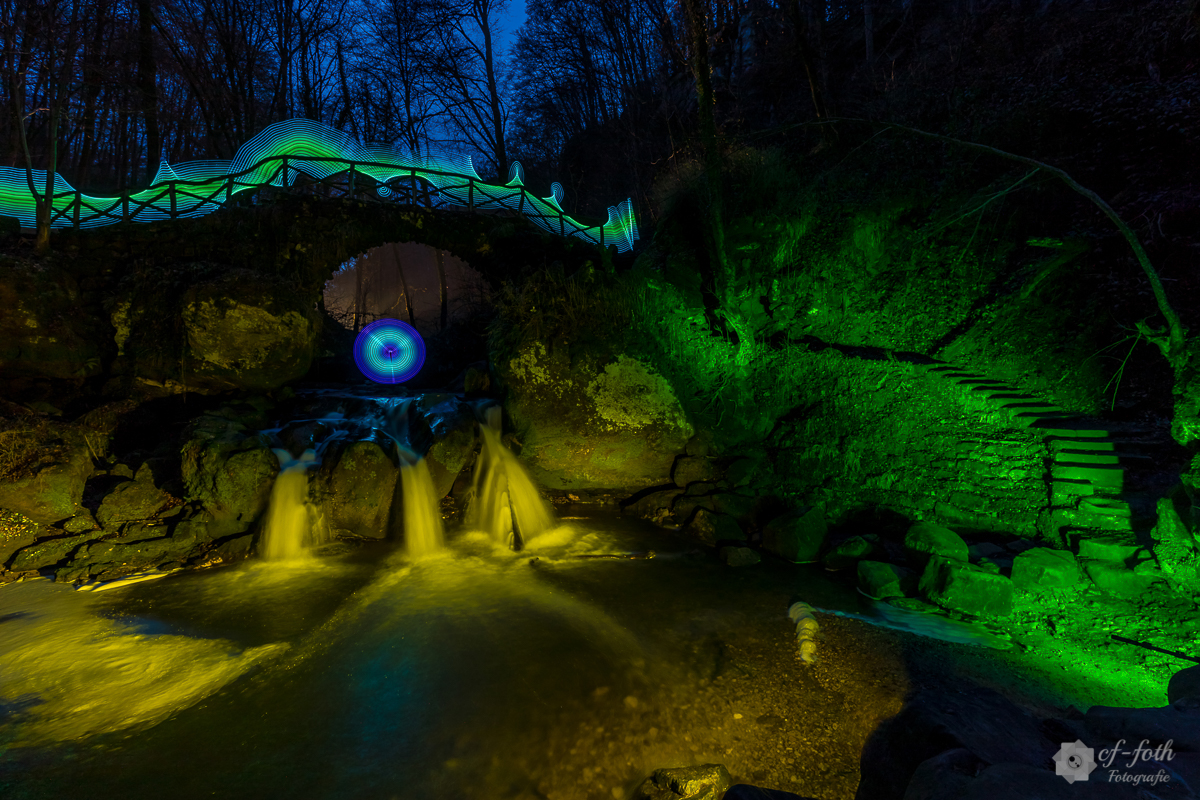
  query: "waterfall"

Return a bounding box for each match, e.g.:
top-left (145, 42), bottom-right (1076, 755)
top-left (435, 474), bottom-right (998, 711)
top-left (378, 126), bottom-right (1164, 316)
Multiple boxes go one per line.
top-left (261, 449), bottom-right (320, 560)
top-left (469, 409), bottom-right (555, 549)
top-left (399, 450), bottom-right (445, 558)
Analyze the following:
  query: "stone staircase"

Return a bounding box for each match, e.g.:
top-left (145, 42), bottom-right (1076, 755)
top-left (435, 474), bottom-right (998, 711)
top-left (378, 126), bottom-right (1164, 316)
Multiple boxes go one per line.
top-left (922, 363), bottom-right (1166, 549)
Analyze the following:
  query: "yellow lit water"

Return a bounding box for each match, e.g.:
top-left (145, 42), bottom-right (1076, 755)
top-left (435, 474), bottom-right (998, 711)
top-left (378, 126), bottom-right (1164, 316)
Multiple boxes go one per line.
top-left (0, 514), bottom-right (1169, 800)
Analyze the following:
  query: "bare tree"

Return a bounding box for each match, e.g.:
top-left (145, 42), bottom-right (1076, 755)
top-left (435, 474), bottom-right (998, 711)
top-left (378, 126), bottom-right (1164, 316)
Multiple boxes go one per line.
top-left (427, 0), bottom-right (509, 177)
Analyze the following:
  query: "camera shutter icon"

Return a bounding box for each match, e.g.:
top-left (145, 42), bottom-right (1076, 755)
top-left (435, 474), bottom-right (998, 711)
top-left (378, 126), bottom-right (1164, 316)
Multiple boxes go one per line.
top-left (1053, 740), bottom-right (1097, 783)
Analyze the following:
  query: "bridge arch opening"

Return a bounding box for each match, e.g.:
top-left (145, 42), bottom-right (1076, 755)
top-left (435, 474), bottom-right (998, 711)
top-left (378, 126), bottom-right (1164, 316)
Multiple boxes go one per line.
top-left (322, 241), bottom-right (491, 388)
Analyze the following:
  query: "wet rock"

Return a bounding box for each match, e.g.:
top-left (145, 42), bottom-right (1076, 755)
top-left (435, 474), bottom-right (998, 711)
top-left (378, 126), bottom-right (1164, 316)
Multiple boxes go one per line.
top-left (919, 556), bottom-right (1014, 617)
top-left (10, 530), bottom-right (103, 571)
top-left (75, 524), bottom-right (203, 581)
top-left (687, 508), bottom-right (745, 544)
top-left (181, 269), bottom-right (320, 392)
top-left (416, 396), bottom-right (478, 499)
top-left (633, 764), bottom-right (732, 800)
top-left (95, 464), bottom-right (181, 529)
top-left (61, 510), bottom-right (99, 534)
top-left (0, 445), bottom-right (93, 525)
top-left (624, 488), bottom-right (683, 520)
top-left (720, 546), bottom-right (760, 567)
top-left (318, 440), bottom-right (397, 540)
top-left (1010, 547), bottom-right (1083, 590)
top-left (761, 507), bottom-right (827, 564)
top-left (856, 684), bottom-right (1058, 800)
top-left (823, 534), bottom-right (880, 571)
top-left (673, 455), bottom-right (717, 487)
top-left (858, 560), bottom-right (916, 599)
top-left (180, 413), bottom-right (278, 537)
top-left (904, 522), bottom-right (968, 569)
top-left (499, 342), bottom-right (692, 492)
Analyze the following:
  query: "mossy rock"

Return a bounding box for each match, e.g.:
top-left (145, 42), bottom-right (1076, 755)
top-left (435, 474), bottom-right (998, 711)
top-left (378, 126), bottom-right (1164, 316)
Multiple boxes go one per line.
top-left (180, 413), bottom-right (278, 535)
top-left (761, 507), bottom-right (827, 564)
top-left (904, 522), bottom-right (968, 569)
top-left (919, 555), bottom-right (1015, 617)
top-left (0, 446), bottom-right (93, 525)
top-left (317, 440), bottom-right (397, 540)
top-left (500, 342), bottom-right (693, 491)
top-left (858, 560), bottom-right (916, 599)
top-left (1010, 547), bottom-right (1082, 590)
top-left (179, 268), bottom-right (320, 392)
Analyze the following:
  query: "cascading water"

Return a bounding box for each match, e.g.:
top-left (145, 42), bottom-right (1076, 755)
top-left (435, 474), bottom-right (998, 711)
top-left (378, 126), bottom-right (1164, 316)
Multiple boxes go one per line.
top-left (398, 448), bottom-right (445, 558)
top-left (469, 407), bottom-right (555, 549)
top-left (260, 449), bottom-right (321, 560)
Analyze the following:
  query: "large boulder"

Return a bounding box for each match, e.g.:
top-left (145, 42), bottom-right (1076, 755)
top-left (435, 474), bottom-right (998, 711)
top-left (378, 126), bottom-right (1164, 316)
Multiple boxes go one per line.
top-left (500, 342), bottom-right (693, 491)
top-left (919, 556), bottom-right (1015, 617)
top-left (412, 395), bottom-right (479, 498)
top-left (95, 462), bottom-right (182, 530)
top-left (180, 413), bottom-right (279, 538)
top-left (316, 440), bottom-right (397, 539)
top-left (761, 507), bottom-right (828, 563)
top-left (181, 269), bottom-right (320, 391)
top-left (0, 257), bottom-right (105, 395)
top-left (904, 522), bottom-right (968, 569)
top-left (858, 560), bottom-right (916, 599)
top-left (0, 445), bottom-right (92, 524)
top-left (1010, 547), bottom-right (1083, 590)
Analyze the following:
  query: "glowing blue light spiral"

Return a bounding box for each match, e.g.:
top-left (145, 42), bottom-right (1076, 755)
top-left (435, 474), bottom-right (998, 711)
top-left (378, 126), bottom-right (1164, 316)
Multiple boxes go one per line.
top-left (354, 319), bottom-right (425, 384)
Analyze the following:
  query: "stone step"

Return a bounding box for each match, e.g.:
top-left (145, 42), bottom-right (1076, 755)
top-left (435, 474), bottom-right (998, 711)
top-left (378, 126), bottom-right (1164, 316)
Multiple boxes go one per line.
top-left (1053, 450), bottom-right (1120, 465)
top-left (1077, 532), bottom-right (1143, 562)
top-left (1050, 508), bottom-right (1134, 533)
top-left (1039, 430), bottom-right (1113, 441)
top-left (1052, 479), bottom-right (1096, 497)
top-left (955, 378), bottom-right (1001, 386)
top-left (1012, 415), bottom-right (1078, 430)
top-left (999, 402), bottom-right (1066, 412)
top-left (1049, 439), bottom-right (1117, 453)
top-left (1051, 463), bottom-right (1125, 487)
top-left (1078, 496), bottom-right (1134, 518)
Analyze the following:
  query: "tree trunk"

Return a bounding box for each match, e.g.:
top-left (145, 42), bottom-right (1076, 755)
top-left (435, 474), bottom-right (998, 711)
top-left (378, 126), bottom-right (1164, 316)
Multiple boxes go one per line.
top-left (396, 250), bottom-right (415, 327)
top-left (435, 248), bottom-right (447, 330)
top-left (681, 0), bottom-right (754, 365)
top-left (136, 0), bottom-right (160, 184)
top-left (353, 260), bottom-right (365, 334)
top-left (478, 0), bottom-right (507, 179)
top-left (785, 0), bottom-right (829, 123)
